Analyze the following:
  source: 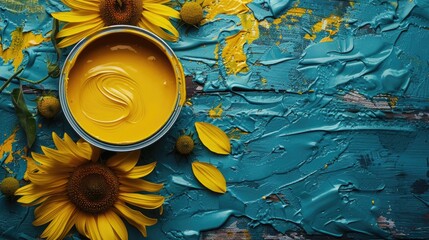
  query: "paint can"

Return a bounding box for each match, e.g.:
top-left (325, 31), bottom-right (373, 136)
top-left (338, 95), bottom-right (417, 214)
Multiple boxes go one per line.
top-left (59, 25), bottom-right (185, 152)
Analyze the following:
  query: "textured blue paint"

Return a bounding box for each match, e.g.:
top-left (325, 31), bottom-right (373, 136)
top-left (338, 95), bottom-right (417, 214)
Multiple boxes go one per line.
top-left (1, 0), bottom-right (429, 239)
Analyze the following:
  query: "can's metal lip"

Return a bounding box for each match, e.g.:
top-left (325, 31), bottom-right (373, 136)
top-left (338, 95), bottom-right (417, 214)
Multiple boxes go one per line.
top-left (59, 25), bottom-right (184, 152)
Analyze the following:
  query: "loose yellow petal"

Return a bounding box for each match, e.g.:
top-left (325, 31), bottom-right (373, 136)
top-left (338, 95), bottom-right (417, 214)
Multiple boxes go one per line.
top-left (192, 161), bottom-right (227, 193)
top-left (118, 192), bottom-right (164, 209)
top-left (51, 11), bottom-right (99, 23)
top-left (194, 122), bottom-right (231, 155)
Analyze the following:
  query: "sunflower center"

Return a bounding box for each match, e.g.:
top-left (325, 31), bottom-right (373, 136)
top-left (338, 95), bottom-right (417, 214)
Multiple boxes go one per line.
top-left (67, 163), bottom-right (119, 214)
top-left (99, 0), bottom-right (143, 26)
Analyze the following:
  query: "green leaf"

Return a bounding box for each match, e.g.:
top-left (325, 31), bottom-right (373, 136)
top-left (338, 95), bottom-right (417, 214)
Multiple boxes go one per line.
top-left (11, 88), bottom-right (36, 148)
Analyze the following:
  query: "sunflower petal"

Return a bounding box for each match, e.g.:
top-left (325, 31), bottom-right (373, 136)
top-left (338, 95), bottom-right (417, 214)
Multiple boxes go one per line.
top-left (195, 122), bottom-right (231, 155)
top-left (64, 134), bottom-right (93, 160)
top-left (139, 20), bottom-right (177, 42)
top-left (106, 150), bottom-right (140, 173)
top-left (16, 184), bottom-right (67, 204)
top-left (97, 213), bottom-right (116, 240)
top-left (144, 0), bottom-right (170, 3)
top-left (57, 23), bottom-right (103, 48)
top-left (114, 201), bottom-right (158, 237)
top-left (144, 3), bottom-right (180, 18)
top-left (105, 210), bottom-right (128, 240)
top-left (52, 132), bottom-right (74, 155)
top-left (143, 11), bottom-right (179, 38)
top-left (33, 195), bottom-right (70, 226)
top-left (28, 172), bottom-right (68, 187)
top-left (86, 215), bottom-right (103, 240)
top-left (31, 152), bottom-right (64, 168)
top-left (51, 11), bottom-right (99, 23)
top-left (119, 178), bottom-right (163, 193)
top-left (192, 161), bottom-right (227, 193)
top-left (40, 203), bottom-right (76, 240)
top-left (118, 192), bottom-right (164, 209)
top-left (57, 18), bottom-right (103, 38)
top-left (122, 161), bottom-right (156, 179)
top-left (75, 211), bottom-right (89, 239)
top-left (62, 0), bottom-right (99, 12)
top-left (41, 146), bottom-right (84, 167)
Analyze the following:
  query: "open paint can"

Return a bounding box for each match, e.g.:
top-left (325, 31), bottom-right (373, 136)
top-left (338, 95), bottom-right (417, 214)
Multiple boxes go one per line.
top-left (59, 25), bottom-right (185, 151)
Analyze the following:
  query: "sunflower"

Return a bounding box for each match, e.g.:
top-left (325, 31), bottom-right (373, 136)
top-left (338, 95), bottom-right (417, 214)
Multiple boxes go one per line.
top-left (52, 0), bottom-right (180, 48)
top-left (15, 132), bottom-right (164, 240)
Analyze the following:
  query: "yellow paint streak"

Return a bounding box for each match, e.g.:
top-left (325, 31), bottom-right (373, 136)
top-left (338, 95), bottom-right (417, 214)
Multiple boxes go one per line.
top-left (304, 15), bottom-right (342, 42)
top-left (222, 13), bottom-right (259, 74)
top-left (388, 96), bottom-right (398, 108)
top-left (1, 0), bottom-right (44, 13)
top-left (202, 0), bottom-right (252, 20)
top-left (228, 128), bottom-right (249, 140)
top-left (1, 27), bottom-right (46, 70)
top-left (273, 8), bottom-right (313, 25)
top-left (0, 128), bottom-right (18, 164)
top-left (209, 103), bottom-right (223, 118)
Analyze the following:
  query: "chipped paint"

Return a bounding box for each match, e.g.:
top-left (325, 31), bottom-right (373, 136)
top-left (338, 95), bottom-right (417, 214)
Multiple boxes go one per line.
top-left (222, 13), bottom-right (259, 74)
top-left (0, 128), bottom-right (18, 164)
top-left (0, 27), bottom-right (46, 70)
top-left (209, 103), bottom-right (223, 118)
top-left (273, 7), bottom-right (313, 25)
top-left (304, 15), bottom-right (342, 42)
top-left (202, 0), bottom-right (252, 20)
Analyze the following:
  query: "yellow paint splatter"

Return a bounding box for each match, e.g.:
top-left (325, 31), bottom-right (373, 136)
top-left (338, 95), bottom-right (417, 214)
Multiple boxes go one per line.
top-left (388, 96), bottom-right (398, 108)
top-left (0, 27), bottom-right (46, 70)
top-left (221, 13), bottom-right (259, 74)
top-left (228, 128), bottom-right (249, 140)
top-left (202, 0), bottom-right (252, 20)
top-left (209, 103), bottom-right (223, 118)
top-left (304, 15), bottom-right (342, 42)
top-left (261, 78), bottom-right (268, 85)
top-left (1, 0), bottom-right (45, 13)
top-left (273, 8), bottom-right (313, 25)
top-left (0, 128), bottom-right (18, 164)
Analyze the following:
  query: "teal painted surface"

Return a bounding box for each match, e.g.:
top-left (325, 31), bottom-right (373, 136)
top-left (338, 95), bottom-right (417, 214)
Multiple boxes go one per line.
top-left (1, 0), bottom-right (429, 239)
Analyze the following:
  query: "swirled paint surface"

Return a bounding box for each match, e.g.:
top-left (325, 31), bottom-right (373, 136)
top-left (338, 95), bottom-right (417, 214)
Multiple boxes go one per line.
top-left (1, 0), bottom-right (429, 239)
top-left (65, 32), bottom-right (178, 144)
